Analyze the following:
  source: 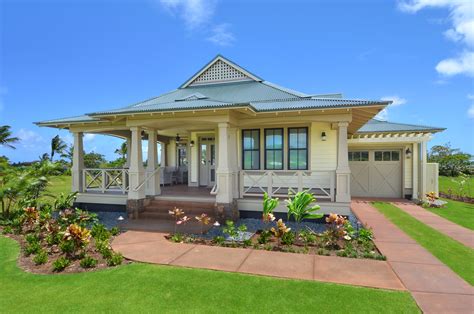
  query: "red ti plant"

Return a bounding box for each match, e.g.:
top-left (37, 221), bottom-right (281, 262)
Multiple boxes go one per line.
top-left (324, 213), bottom-right (348, 248)
top-left (270, 219), bottom-right (291, 247)
top-left (195, 213), bottom-right (212, 235)
top-left (168, 207), bottom-right (185, 233)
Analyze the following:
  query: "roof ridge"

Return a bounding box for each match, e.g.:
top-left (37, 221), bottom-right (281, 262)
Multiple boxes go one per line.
top-left (261, 81), bottom-right (308, 98)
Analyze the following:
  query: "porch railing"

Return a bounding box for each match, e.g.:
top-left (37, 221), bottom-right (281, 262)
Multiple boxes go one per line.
top-left (82, 168), bottom-right (129, 194)
top-left (239, 170), bottom-right (335, 201)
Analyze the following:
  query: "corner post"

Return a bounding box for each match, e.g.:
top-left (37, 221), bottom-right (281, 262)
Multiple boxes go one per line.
top-left (71, 132), bottom-right (84, 193)
top-left (336, 122), bottom-right (351, 203)
top-left (124, 135), bottom-right (131, 168)
top-left (420, 140), bottom-right (427, 200)
top-left (146, 129), bottom-right (161, 196)
top-left (127, 127), bottom-right (145, 218)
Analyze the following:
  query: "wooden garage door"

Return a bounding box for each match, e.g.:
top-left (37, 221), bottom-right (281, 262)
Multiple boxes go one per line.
top-left (349, 150), bottom-right (402, 198)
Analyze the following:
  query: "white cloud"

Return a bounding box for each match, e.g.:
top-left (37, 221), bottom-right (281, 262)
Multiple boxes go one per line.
top-left (84, 133), bottom-right (96, 142)
top-left (206, 23), bottom-right (235, 46)
top-left (159, 0), bottom-right (216, 29)
top-left (16, 129), bottom-right (45, 150)
top-left (398, 0), bottom-right (474, 77)
top-left (375, 109), bottom-right (389, 121)
top-left (380, 95), bottom-right (407, 107)
top-left (435, 51), bottom-right (474, 76)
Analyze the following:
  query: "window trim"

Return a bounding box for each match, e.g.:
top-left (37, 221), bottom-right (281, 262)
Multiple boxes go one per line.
top-left (264, 128), bottom-right (284, 170)
top-left (242, 129), bottom-right (261, 170)
top-left (287, 127), bottom-right (309, 170)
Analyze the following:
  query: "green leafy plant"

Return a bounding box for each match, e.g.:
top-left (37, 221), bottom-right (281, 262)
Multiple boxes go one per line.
top-left (96, 240), bottom-right (113, 259)
top-left (24, 241), bottom-right (41, 256)
top-left (46, 233), bottom-right (62, 246)
top-left (262, 193), bottom-right (279, 222)
top-left (62, 223), bottom-right (91, 252)
top-left (2, 226), bottom-right (12, 234)
top-left (358, 228), bottom-right (373, 243)
top-left (222, 220), bottom-right (247, 243)
top-left (53, 192), bottom-right (78, 211)
top-left (25, 233), bottom-right (40, 245)
top-left (286, 191), bottom-right (323, 223)
top-left (281, 231), bottom-right (295, 246)
top-left (323, 213), bottom-right (349, 249)
top-left (33, 250), bottom-right (48, 265)
top-left (107, 253), bottom-right (123, 266)
top-left (213, 235), bottom-right (225, 246)
top-left (59, 240), bottom-right (75, 255)
top-left (110, 227), bottom-right (120, 236)
top-left (52, 256), bottom-right (70, 272)
top-left (270, 219), bottom-right (291, 247)
top-left (91, 223), bottom-right (111, 242)
top-left (298, 229), bottom-right (317, 246)
top-left (257, 230), bottom-right (272, 244)
top-left (170, 233), bottom-right (185, 243)
top-left (80, 255), bottom-right (98, 269)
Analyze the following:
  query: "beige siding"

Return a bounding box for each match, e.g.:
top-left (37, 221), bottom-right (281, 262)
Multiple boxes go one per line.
top-left (404, 144), bottom-right (413, 189)
top-left (310, 122), bottom-right (337, 171)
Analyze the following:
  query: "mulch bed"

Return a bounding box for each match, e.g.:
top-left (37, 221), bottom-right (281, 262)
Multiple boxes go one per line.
top-left (1, 227), bottom-right (131, 275)
top-left (439, 192), bottom-right (474, 204)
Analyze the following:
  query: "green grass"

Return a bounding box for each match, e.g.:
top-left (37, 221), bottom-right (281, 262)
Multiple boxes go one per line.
top-left (41, 175), bottom-right (72, 202)
top-left (426, 198), bottom-right (474, 231)
top-left (372, 202), bottom-right (474, 285)
top-left (0, 236), bottom-right (419, 313)
top-left (439, 175), bottom-right (474, 198)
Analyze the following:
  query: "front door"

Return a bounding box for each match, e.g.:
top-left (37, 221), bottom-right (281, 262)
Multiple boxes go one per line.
top-left (199, 137), bottom-right (216, 187)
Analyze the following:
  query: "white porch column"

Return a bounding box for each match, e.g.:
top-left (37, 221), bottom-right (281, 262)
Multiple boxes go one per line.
top-left (420, 140), bottom-right (427, 200)
top-left (216, 122), bottom-right (235, 203)
top-left (336, 122), bottom-right (351, 202)
top-left (412, 143), bottom-right (419, 199)
top-left (146, 129), bottom-right (161, 196)
top-left (160, 141), bottom-right (166, 167)
top-left (167, 140), bottom-right (176, 167)
top-left (71, 132), bottom-right (84, 193)
top-left (128, 127), bottom-right (145, 200)
top-left (124, 136), bottom-right (131, 168)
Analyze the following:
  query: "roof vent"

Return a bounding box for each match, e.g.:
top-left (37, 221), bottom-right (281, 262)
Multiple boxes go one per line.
top-left (176, 93), bottom-right (208, 101)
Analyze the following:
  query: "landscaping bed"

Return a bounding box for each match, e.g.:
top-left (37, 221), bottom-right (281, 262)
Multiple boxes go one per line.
top-left (166, 193), bottom-right (386, 260)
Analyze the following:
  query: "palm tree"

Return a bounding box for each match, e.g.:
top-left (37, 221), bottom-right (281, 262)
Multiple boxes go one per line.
top-left (50, 135), bottom-right (67, 161)
top-left (0, 125), bottom-right (19, 149)
top-left (61, 144), bottom-right (74, 164)
top-left (114, 142), bottom-right (127, 159)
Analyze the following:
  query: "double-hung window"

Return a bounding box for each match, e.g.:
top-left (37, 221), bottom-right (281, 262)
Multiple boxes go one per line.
top-left (288, 127), bottom-right (308, 170)
top-left (242, 129), bottom-right (260, 170)
top-left (265, 128), bottom-right (283, 170)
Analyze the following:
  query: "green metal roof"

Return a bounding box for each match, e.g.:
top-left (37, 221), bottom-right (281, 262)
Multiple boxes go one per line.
top-left (36, 54), bottom-right (391, 126)
top-left (357, 119), bottom-right (445, 134)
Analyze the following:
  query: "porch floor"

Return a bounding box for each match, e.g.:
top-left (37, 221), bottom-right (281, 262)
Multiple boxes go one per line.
top-left (158, 185), bottom-right (214, 201)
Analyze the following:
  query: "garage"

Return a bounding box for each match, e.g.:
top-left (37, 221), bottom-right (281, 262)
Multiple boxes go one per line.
top-left (349, 150), bottom-right (402, 198)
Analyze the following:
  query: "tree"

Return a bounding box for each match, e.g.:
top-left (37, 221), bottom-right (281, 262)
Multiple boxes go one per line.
top-left (83, 152), bottom-right (106, 168)
top-left (50, 135), bottom-right (67, 161)
top-left (428, 143), bottom-right (471, 176)
top-left (0, 125), bottom-right (19, 149)
top-left (60, 144), bottom-right (74, 165)
top-left (114, 142), bottom-right (127, 160)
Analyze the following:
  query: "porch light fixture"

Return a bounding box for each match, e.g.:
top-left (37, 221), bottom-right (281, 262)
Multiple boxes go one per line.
top-left (175, 134), bottom-right (181, 144)
top-left (405, 148), bottom-right (412, 159)
top-left (321, 132), bottom-right (327, 141)
top-left (189, 140), bottom-right (195, 147)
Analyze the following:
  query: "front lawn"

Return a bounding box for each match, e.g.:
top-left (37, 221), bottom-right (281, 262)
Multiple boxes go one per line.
top-left (439, 175), bottom-right (474, 198)
top-left (0, 236), bottom-right (419, 313)
top-left (426, 198), bottom-right (474, 231)
top-left (372, 202), bottom-right (474, 285)
top-left (40, 175), bottom-right (72, 202)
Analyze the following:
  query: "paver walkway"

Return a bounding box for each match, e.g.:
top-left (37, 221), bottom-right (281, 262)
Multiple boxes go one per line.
top-left (351, 200), bottom-right (473, 314)
top-left (112, 231), bottom-right (405, 291)
top-left (391, 200), bottom-right (474, 249)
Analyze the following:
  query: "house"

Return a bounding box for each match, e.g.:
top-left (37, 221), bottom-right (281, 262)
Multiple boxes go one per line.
top-left (36, 55), bottom-right (444, 219)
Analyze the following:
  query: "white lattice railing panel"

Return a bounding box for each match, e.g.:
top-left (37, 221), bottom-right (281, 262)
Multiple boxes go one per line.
top-left (83, 169), bottom-right (129, 194)
top-left (190, 60), bottom-right (251, 85)
top-left (240, 170), bottom-right (335, 201)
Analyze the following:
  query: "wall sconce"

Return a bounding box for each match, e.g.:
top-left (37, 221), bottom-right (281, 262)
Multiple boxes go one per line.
top-left (405, 147), bottom-right (412, 159)
top-left (189, 140), bottom-right (195, 147)
top-left (321, 132), bottom-right (327, 141)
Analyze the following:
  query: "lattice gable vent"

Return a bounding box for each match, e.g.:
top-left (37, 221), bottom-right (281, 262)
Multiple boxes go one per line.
top-left (189, 59), bottom-right (253, 86)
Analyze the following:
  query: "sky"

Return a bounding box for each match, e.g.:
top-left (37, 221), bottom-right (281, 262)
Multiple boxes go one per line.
top-left (0, 0), bottom-right (473, 162)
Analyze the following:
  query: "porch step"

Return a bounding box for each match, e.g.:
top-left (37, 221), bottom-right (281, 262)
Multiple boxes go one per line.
top-left (140, 199), bottom-right (217, 220)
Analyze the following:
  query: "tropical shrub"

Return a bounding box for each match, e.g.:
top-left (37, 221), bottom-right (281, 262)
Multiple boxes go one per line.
top-left (96, 241), bottom-right (113, 259)
top-left (213, 235), bottom-right (225, 245)
top-left (195, 213), bottom-right (212, 235)
top-left (168, 207), bottom-right (185, 233)
top-left (2, 226), bottom-right (12, 234)
top-left (281, 231), bottom-right (295, 246)
top-left (80, 255), bottom-right (98, 269)
top-left (257, 230), bottom-right (272, 244)
top-left (62, 224), bottom-right (91, 251)
top-left (298, 229), bottom-right (317, 246)
top-left (358, 228), bottom-right (373, 243)
top-left (24, 241), bottom-right (41, 256)
top-left (286, 191), bottom-right (323, 223)
top-left (25, 233), bottom-right (40, 245)
top-left (52, 256), bottom-right (70, 272)
top-left (222, 220), bottom-right (247, 242)
top-left (45, 233), bottom-right (62, 246)
top-left (53, 192), bottom-right (78, 211)
top-left (270, 219), bottom-right (291, 246)
top-left (33, 250), bottom-right (48, 265)
top-left (58, 209), bottom-right (97, 228)
top-left (323, 214), bottom-right (350, 248)
top-left (262, 193), bottom-right (278, 222)
top-left (170, 233), bottom-right (185, 243)
top-left (91, 223), bottom-right (110, 241)
top-left (59, 240), bottom-right (75, 255)
top-left (107, 253), bottom-right (123, 266)
top-left (110, 227), bottom-right (120, 236)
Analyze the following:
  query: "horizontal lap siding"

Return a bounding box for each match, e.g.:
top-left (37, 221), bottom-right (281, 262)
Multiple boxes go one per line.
top-left (404, 145), bottom-right (413, 189)
top-left (310, 122), bottom-right (337, 171)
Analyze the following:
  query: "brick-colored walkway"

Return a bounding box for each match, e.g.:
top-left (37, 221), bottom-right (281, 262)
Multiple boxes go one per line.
top-left (351, 200), bottom-right (473, 314)
top-left (112, 231), bottom-right (405, 291)
top-left (391, 200), bottom-right (474, 249)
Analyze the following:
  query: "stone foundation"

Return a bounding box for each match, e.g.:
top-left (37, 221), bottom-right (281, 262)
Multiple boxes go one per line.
top-left (215, 200), bottom-right (239, 222)
top-left (126, 198), bottom-right (148, 219)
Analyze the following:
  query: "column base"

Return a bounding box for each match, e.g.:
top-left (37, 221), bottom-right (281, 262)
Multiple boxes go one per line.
top-left (126, 198), bottom-right (147, 219)
top-left (215, 200), bottom-right (239, 223)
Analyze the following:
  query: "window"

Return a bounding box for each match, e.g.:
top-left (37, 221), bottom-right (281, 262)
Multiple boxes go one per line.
top-left (242, 129), bottom-right (260, 170)
top-left (265, 129), bottom-right (283, 170)
top-left (288, 127), bottom-right (308, 170)
top-left (375, 150), bottom-right (400, 161)
top-left (178, 147), bottom-right (187, 166)
top-left (348, 151), bottom-right (369, 161)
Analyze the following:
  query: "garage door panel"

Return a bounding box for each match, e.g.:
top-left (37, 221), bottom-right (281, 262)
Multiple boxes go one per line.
top-left (350, 150), bottom-right (402, 198)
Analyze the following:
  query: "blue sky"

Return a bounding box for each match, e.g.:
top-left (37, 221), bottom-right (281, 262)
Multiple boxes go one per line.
top-left (1, 0), bottom-right (473, 162)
